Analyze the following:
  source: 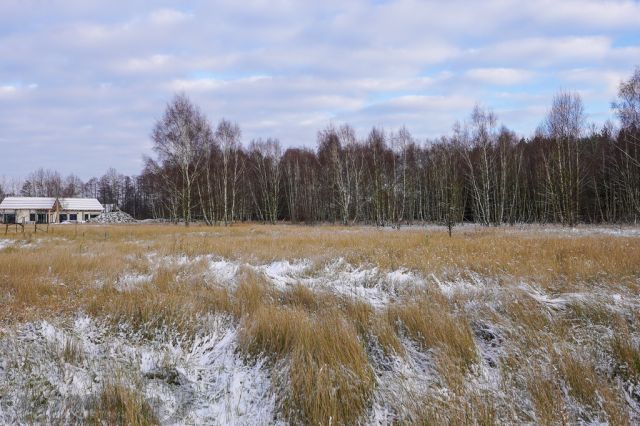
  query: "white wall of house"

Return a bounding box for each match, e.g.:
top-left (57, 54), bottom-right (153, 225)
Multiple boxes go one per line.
top-left (1, 209), bottom-right (102, 223)
top-left (57, 211), bottom-right (102, 222)
top-left (16, 209), bottom-right (31, 223)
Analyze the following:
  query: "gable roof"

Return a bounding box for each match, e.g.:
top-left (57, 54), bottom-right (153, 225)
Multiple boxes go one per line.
top-left (0, 197), bottom-right (56, 210)
top-left (0, 197), bottom-right (103, 211)
top-left (59, 198), bottom-right (103, 211)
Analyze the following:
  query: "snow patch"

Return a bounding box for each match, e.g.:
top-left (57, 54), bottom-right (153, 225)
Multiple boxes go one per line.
top-left (115, 273), bottom-right (153, 292)
top-left (148, 254), bottom-right (424, 308)
top-left (0, 315), bottom-right (278, 425)
top-left (0, 239), bottom-right (38, 251)
top-left (257, 259), bottom-right (311, 288)
top-left (206, 259), bottom-right (239, 284)
top-left (368, 340), bottom-right (440, 423)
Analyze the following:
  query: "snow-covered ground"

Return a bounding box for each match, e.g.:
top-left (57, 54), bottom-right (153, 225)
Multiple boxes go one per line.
top-left (503, 223), bottom-right (640, 238)
top-left (148, 254), bottom-right (424, 309)
top-left (375, 222), bottom-right (640, 238)
top-left (0, 314), bottom-right (278, 425)
top-left (0, 239), bottom-right (12, 251)
top-left (1, 228), bottom-right (639, 423)
top-left (0, 253), bottom-right (446, 424)
top-left (0, 238), bottom-right (43, 251)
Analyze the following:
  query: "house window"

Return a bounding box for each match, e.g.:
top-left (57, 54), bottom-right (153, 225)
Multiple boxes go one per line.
top-left (59, 214), bottom-right (68, 222)
top-left (84, 214), bottom-right (89, 221)
top-left (69, 214), bottom-right (78, 221)
top-left (30, 213), bottom-right (36, 222)
top-left (37, 213), bottom-right (47, 224)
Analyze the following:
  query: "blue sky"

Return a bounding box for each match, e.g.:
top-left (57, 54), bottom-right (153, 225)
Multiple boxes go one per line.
top-left (1, 0), bottom-right (639, 179)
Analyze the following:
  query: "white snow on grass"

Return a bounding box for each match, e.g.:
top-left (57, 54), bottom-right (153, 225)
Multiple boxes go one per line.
top-left (431, 272), bottom-right (489, 298)
top-left (2, 248), bottom-right (639, 423)
top-left (0, 238), bottom-right (58, 252)
top-left (0, 239), bottom-right (12, 251)
top-left (0, 239), bottom-right (38, 251)
top-left (302, 258), bottom-right (409, 307)
top-left (145, 254), bottom-right (424, 308)
top-left (256, 259), bottom-right (312, 288)
top-left (0, 314), bottom-right (279, 425)
top-left (114, 273), bottom-right (154, 292)
top-left (207, 259), bottom-right (240, 284)
top-left (251, 257), bottom-right (425, 308)
top-left (505, 224), bottom-right (640, 238)
top-left (367, 340), bottom-right (440, 423)
top-left (519, 283), bottom-right (572, 311)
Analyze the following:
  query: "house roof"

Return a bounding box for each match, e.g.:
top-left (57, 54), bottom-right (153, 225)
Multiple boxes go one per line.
top-left (59, 198), bottom-right (103, 211)
top-left (0, 197), bottom-right (103, 211)
top-left (0, 197), bottom-right (56, 210)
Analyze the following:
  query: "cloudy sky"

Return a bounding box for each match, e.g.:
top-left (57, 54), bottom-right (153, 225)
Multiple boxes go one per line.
top-left (1, 0), bottom-right (639, 179)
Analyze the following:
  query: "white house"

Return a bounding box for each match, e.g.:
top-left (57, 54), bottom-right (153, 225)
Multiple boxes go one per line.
top-left (0, 197), bottom-right (104, 224)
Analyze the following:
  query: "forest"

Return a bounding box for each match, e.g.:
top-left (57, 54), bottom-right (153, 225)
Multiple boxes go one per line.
top-left (4, 67), bottom-right (640, 227)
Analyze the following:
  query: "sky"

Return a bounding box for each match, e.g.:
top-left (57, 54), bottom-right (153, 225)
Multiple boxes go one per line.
top-left (1, 0), bottom-right (639, 179)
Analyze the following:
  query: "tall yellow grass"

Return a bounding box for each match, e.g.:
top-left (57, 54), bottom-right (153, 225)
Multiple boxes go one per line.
top-left (1, 223), bottom-right (638, 424)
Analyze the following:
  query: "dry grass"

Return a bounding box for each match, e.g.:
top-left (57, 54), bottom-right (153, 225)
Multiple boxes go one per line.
top-left (1, 223), bottom-right (639, 424)
top-left (558, 351), bottom-right (631, 424)
top-left (527, 371), bottom-right (568, 425)
top-left (407, 391), bottom-right (498, 426)
top-left (90, 380), bottom-right (158, 425)
top-left (388, 293), bottom-right (477, 373)
top-left (235, 280), bottom-right (401, 424)
top-left (282, 285), bottom-right (402, 356)
top-left (232, 268), bottom-right (276, 317)
top-left (60, 336), bottom-right (85, 366)
top-left (560, 353), bottom-right (600, 408)
top-left (5, 222), bottom-right (639, 287)
top-left (612, 323), bottom-right (640, 381)
top-left (240, 305), bottom-right (375, 425)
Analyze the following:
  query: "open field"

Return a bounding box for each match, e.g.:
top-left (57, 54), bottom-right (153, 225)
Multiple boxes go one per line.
top-left (1, 223), bottom-right (639, 424)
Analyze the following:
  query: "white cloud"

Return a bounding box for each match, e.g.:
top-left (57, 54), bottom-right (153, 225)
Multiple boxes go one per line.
top-left (384, 94), bottom-right (475, 111)
top-left (467, 36), bottom-right (613, 68)
top-left (148, 8), bottom-right (191, 26)
top-left (0, 85), bottom-right (18, 95)
top-left (466, 68), bottom-right (534, 85)
top-left (169, 75), bottom-right (272, 92)
top-left (560, 68), bottom-right (626, 96)
top-left (530, 0), bottom-right (640, 29)
top-left (118, 54), bottom-right (173, 73)
top-left (0, 0), bottom-right (637, 177)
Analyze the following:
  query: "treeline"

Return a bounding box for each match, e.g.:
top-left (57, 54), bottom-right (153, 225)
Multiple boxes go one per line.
top-left (4, 68), bottom-right (640, 226)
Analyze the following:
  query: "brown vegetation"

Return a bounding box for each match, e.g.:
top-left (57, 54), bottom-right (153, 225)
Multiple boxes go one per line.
top-left (1, 223), bottom-right (639, 424)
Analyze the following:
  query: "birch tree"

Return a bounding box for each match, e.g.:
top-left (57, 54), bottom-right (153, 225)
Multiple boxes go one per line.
top-left (612, 67), bottom-right (640, 221)
top-left (542, 91), bottom-right (585, 226)
top-left (216, 119), bottom-right (243, 225)
top-left (151, 93), bottom-right (212, 226)
top-left (249, 138), bottom-right (282, 224)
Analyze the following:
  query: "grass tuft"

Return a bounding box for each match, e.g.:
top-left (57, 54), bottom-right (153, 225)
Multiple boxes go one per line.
top-left (240, 304), bottom-right (375, 425)
top-left (388, 295), bottom-right (477, 372)
top-left (91, 380), bottom-right (158, 425)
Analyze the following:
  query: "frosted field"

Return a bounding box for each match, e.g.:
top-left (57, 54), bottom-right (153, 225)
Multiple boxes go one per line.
top-left (0, 224), bottom-right (639, 424)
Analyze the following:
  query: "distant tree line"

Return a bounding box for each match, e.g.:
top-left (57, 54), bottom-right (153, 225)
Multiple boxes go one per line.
top-left (3, 67), bottom-right (639, 226)
top-left (4, 167), bottom-right (148, 219)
